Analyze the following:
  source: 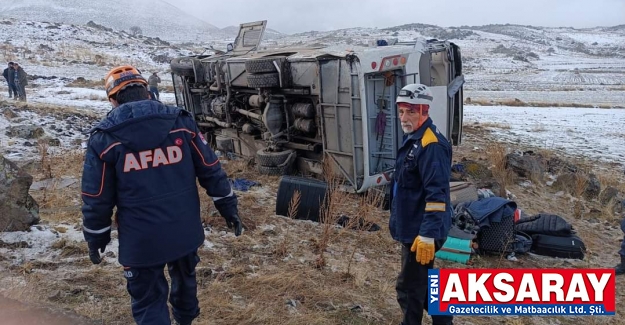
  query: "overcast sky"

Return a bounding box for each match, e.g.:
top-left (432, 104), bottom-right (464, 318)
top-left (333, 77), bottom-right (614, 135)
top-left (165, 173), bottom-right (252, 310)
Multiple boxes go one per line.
top-left (162, 0), bottom-right (625, 34)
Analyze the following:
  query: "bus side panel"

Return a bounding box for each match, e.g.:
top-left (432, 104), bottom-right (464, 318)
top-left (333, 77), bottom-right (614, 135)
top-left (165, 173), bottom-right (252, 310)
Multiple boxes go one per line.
top-left (318, 59), bottom-right (362, 188)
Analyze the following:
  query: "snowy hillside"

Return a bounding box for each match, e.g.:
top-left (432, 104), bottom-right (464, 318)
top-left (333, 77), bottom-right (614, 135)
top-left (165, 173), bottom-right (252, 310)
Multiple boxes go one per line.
top-left (0, 16), bottom-right (623, 110)
top-left (0, 0), bottom-right (220, 41)
top-left (0, 16), bottom-right (623, 167)
top-left (269, 23), bottom-right (625, 108)
top-left (0, 18), bottom-right (200, 84)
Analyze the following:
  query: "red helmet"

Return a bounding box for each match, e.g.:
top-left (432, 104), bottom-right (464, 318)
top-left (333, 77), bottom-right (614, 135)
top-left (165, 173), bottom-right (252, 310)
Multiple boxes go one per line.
top-left (104, 65), bottom-right (148, 98)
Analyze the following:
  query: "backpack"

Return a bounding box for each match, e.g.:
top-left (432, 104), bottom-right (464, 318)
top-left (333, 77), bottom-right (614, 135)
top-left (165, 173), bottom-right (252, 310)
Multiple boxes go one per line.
top-left (510, 231), bottom-right (533, 254)
top-left (476, 212), bottom-right (516, 254)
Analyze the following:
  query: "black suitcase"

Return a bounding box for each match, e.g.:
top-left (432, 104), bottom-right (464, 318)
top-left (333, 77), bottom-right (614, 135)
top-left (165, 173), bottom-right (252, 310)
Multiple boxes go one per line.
top-left (531, 234), bottom-right (586, 260)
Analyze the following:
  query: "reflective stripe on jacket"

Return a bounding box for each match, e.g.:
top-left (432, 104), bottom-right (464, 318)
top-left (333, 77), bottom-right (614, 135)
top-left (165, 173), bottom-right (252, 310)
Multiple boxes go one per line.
top-left (389, 118), bottom-right (453, 243)
top-left (81, 100), bottom-right (237, 267)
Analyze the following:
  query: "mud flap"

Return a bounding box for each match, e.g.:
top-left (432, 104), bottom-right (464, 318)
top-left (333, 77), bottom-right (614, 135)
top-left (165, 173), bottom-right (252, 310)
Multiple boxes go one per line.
top-left (275, 176), bottom-right (327, 221)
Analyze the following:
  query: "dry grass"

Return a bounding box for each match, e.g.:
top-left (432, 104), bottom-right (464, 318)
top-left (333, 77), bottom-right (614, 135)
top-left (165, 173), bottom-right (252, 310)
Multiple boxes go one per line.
top-left (55, 43), bottom-right (110, 65)
top-left (486, 142), bottom-right (514, 197)
top-left (344, 190), bottom-right (384, 277)
top-left (467, 98), bottom-right (527, 107)
top-left (89, 93), bottom-right (108, 101)
top-left (572, 169), bottom-right (589, 219)
top-left (4, 100), bottom-right (101, 121)
top-left (600, 197), bottom-right (620, 222)
top-left (596, 171), bottom-right (624, 191)
top-left (559, 87), bottom-right (585, 91)
top-left (478, 122), bottom-right (511, 129)
top-left (66, 78), bottom-right (105, 88)
top-left (28, 150), bottom-right (85, 224)
top-left (37, 139), bottom-right (52, 179)
top-left (192, 265), bottom-right (397, 325)
top-left (466, 98), bottom-right (625, 109)
top-left (594, 171), bottom-right (625, 221)
top-left (573, 170), bottom-right (588, 198)
top-left (3, 134), bottom-right (625, 325)
top-left (316, 156), bottom-right (352, 268)
top-left (535, 148), bottom-right (557, 160)
top-left (273, 188), bottom-right (301, 259)
top-left (287, 190), bottom-right (301, 219)
top-left (41, 60), bottom-right (60, 67)
top-left (69, 93), bottom-right (108, 101)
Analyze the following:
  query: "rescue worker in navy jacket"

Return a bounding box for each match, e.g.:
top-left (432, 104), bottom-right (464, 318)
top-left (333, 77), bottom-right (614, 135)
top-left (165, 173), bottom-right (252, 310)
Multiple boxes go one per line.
top-left (389, 84), bottom-right (453, 325)
top-left (81, 65), bottom-right (241, 325)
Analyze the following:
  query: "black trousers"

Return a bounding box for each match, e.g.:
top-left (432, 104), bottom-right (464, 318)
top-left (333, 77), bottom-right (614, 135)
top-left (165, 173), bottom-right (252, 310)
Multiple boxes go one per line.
top-left (124, 250), bottom-right (200, 325)
top-left (396, 239), bottom-right (453, 325)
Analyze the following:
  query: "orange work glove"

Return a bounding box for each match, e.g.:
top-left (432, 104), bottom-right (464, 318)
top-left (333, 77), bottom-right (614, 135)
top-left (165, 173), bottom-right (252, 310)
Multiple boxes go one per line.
top-left (410, 236), bottom-right (435, 265)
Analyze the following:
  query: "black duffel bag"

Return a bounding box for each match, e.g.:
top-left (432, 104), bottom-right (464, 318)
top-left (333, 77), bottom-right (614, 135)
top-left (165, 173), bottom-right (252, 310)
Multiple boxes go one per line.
top-left (531, 233), bottom-right (586, 260)
top-left (515, 213), bottom-right (574, 237)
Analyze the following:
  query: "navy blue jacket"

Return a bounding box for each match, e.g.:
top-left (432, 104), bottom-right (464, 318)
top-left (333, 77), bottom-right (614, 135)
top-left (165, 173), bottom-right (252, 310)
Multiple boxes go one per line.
top-left (457, 197), bottom-right (517, 227)
top-left (81, 100), bottom-right (237, 267)
top-left (389, 118), bottom-right (453, 243)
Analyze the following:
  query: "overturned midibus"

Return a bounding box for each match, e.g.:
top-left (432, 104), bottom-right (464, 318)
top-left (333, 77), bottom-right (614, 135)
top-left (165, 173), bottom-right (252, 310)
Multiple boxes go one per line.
top-left (170, 20), bottom-right (464, 194)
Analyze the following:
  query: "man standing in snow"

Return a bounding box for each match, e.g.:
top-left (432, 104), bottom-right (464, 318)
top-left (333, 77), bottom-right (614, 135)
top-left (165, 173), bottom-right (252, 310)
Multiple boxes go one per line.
top-left (81, 65), bottom-right (242, 325)
top-left (389, 84), bottom-right (453, 325)
top-left (2, 62), bottom-right (17, 99)
top-left (13, 62), bottom-right (28, 101)
top-left (148, 72), bottom-right (161, 101)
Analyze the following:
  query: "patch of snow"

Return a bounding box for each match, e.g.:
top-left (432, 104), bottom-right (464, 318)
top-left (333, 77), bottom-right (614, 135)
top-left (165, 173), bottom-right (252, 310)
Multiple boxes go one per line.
top-left (0, 224), bottom-right (121, 266)
top-left (465, 105), bottom-right (625, 168)
top-left (203, 240), bottom-right (215, 249)
top-left (258, 225), bottom-right (276, 232)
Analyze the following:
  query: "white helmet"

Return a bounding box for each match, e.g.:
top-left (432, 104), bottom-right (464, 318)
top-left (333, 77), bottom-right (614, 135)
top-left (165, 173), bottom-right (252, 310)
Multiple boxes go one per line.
top-left (396, 84), bottom-right (433, 105)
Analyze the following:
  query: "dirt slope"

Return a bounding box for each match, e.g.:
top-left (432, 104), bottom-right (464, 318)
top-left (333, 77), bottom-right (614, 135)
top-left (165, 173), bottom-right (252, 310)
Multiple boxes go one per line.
top-left (0, 118), bottom-right (623, 325)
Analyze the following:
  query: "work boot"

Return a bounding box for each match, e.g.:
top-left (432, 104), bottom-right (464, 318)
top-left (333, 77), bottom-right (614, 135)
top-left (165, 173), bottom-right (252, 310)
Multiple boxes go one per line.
top-left (616, 255), bottom-right (625, 275)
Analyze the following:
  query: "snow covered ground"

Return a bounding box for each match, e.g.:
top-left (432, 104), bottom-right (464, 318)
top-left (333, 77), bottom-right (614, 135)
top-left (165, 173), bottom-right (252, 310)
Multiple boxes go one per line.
top-left (23, 85), bottom-right (177, 113)
top-left (3, 93), bottom-right (623, 171)
top-left (0, 223), bottom-right (226, 268)
top-left (465, 89), bottom-right (625, 107)
top-left (0, 86), bottom-right (177, 162)
top-left (464, 105), bottom-right (625, 168)
top-left (0, 17), bottom-right (624, 167)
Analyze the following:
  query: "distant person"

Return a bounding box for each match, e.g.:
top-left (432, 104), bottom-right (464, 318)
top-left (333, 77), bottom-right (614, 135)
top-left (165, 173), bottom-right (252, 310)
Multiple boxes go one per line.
top-left (13, 62), bottom-right (28, 102)
top-left (81, 65), bottom-right (242, 325)
top-left (148, 71), bottom-right (161, 100)
top-left (2, 62), bottom-right (17, 99)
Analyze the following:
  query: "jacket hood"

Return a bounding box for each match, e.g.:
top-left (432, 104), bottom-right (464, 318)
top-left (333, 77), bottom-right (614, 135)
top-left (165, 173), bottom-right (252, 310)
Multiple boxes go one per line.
top-left (94, 100), bottom-right (182, 152)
